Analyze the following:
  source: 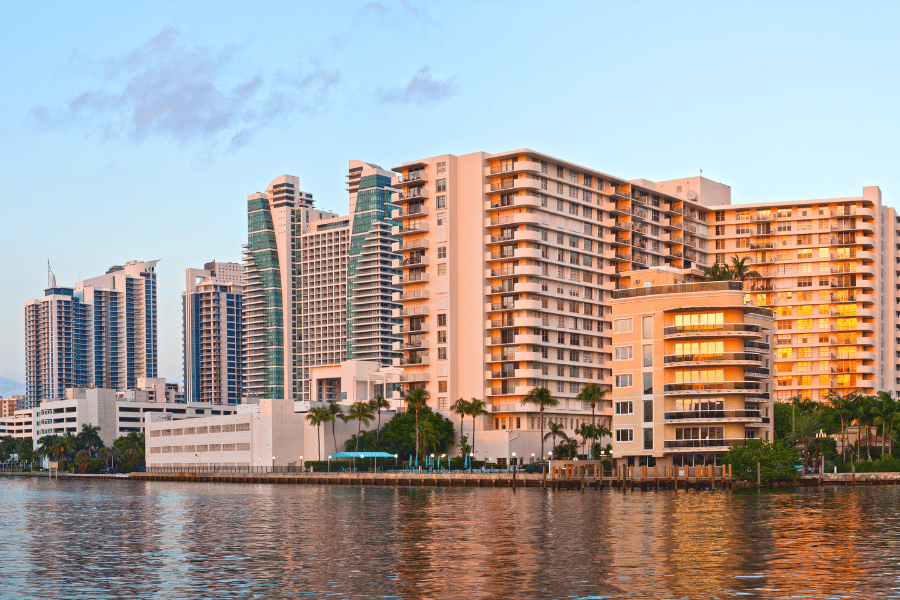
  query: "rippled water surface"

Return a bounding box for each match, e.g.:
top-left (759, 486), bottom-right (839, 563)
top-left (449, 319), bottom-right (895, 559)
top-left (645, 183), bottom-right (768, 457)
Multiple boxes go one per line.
top-left (2, 477), bottom-right (900, 599)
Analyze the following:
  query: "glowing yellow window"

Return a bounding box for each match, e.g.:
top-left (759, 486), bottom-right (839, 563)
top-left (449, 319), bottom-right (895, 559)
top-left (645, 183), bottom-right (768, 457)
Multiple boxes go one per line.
top-left (798, 319), bottom-right (812, 329)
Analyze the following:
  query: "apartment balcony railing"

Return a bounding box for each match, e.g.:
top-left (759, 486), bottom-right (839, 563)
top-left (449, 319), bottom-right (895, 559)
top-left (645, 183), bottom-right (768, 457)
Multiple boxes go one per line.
top-left (663, 323), bottom-right (761, 336)
top-left (664, 410), bottom-right (762, 421)
top-left (663, 381), bottom-right (761, 394)
top-left (663, 352), bottom-right (763, 364)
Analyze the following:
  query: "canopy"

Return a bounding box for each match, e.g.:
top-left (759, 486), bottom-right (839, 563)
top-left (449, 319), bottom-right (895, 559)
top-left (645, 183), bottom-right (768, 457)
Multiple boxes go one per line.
top-left (328, 452), bottom-right (396, 459)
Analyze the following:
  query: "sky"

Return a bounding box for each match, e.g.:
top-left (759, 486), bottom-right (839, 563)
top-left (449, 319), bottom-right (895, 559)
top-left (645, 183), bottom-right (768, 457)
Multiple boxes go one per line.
top-left (2, 0), bottom-right (899, 393)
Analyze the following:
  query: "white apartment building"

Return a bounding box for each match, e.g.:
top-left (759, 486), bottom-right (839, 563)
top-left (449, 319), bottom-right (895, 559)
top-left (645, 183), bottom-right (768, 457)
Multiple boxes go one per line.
top-left (183, 261), bottom-right (245, 404)
top-left (33, 386), bottom-right (236, 448)
top-left (0, 409), bottom-right (34, 439)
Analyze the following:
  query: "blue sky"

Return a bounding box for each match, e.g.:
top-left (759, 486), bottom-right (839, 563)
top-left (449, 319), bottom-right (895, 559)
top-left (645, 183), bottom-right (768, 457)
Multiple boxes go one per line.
top-left (2, 0), bottom-right (899, 392)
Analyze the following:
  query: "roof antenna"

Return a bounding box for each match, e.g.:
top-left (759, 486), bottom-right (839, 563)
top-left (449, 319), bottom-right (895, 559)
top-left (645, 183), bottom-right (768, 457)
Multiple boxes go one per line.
top-left (48, 260), bottom-right (56, 287)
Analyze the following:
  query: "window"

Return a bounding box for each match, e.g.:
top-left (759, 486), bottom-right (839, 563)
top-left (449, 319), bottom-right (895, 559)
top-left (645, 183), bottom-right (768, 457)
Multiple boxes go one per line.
top-left (614, 346), bottom-right (633, 361)
top-left (643, 373), bottom-right (653, 395)
top-left (642, 316), bottom-right (652, 339)
top-left (437, 161), bottom-right (446, 174)
top-left (437, 195), bottom-right (447, 209)
top-left (797, 277), bottom-right (813, 288)
top-left (438, 246), bottom-right (447, 259)
top-left (436, 178), bottom-right (447, 192)
top-left (715, 211), bottom-right (726, 222)
top-left (642, 345), bottom-right (653, 367)
top-left (438, 381), bottom-right (448, 392)
top-left (438, 347), bottom-right (447, 360)
top-left (438, 264), bottom-right (447, 276)
top-left (437, 212), bottom-right (446, 226)
top-left (614, 318), bottom-right (633, 333)
top-left (615, 374), bottom-right (633, 388)
top-left (643, 428), bottom-right (654, 450)
top-left (615, 429), bottom-right (634, 442)
top-left (438, 397), bottom-right (447, 410)
top-left (438, 314), bottom-right (447, 327)
top-left (437, 330), bottom-right (447, 343)
top-left (615, 401), bottom-right (633, 415)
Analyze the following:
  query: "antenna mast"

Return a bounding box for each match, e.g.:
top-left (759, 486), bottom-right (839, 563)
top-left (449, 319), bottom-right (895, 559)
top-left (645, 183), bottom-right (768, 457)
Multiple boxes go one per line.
top-left (48, 261), bottom-right (56, 287)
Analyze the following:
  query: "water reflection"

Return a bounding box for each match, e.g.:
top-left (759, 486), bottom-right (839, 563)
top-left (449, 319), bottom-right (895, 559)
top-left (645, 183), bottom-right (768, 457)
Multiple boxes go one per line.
top-left (1, 478), bottom-right (899, 599)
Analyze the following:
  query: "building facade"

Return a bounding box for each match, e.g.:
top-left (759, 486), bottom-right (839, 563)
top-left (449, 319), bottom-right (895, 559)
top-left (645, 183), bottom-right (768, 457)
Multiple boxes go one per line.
top-left (24, 260), bottom-right (158, 409)
top-left (183, 261), bottom-right (245, 404)
top-left (387, 148), bottom-right (899, 461)
top-left (0, 408), bottom-right (34, 439)
top-left (243, 176), bottom-right (337, 401)
top-left (608, 273), bottom-right (775, 467)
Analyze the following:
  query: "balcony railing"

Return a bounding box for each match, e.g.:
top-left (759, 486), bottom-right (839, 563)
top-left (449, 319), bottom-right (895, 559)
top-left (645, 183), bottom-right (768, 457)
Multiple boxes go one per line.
top-left (664, 438), bottom-right (748, 448)
top-left (663, 352), bottom-right (763, 364)
top-left (613, 281), bottom-right (743, 300)
top-left (663, 381), bottom-right (761, 393)
top-left (663, 323), bottom-right (761, 336)
top-left (664, 410), bottom-right (762, 420)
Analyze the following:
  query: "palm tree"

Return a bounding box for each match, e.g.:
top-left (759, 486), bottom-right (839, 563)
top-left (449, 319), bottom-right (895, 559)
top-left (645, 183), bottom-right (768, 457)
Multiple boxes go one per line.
top-left (405, 387), bottom-right (430, 464)
top-left (468, 398), bottom-right (487, 459)
top-left (702, 262), bottom-right (733, 281)
top-left (77, 423), bottom-right (102, 457)
top-left (321, 403), bottom-right (344, 456)
top-left (827, 390), bottom-right (854, 461)
top-left (523, 387), bottom-right (559, 460)
top-left (49, 435), bottom-right (75, 467)
top-left (544, 421), bottom-right (566, 456)
top-left (369, 395), bottom-right (391, 444)
top-left (792, 412), bottom-right (824, 473)
top-left (305, 407), bottom-right (326, 461)
top-left (729, 255), bottom-right (762, 281)
top-left (74, 449), bottom-right (91, 473)
top-left (98, 447), bottom-right (114, 469)
top-left (577, 383), bottom-right (608, 459)
top-left (575, 423), bottom-right (593, 458)
top-left (592, 423), bottom-right (612, 457)
top-left (347, 401), bottom-right (375, 452)
top-left (451, 398), bottom-right (470, 451)
top-left (872, 392), bottom-right (898, 458)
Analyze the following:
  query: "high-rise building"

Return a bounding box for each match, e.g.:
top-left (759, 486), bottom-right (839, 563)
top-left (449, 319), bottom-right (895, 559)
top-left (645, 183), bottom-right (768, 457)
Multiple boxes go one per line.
top-left (183, 261), bottom-right (245, 404)
top-left (244, 166), bottom-right (402, 403)
top-left (388, 149), bottom-right (900, 462)
top-left (24, 260), bottom-right (158, 409)
top-left (243, 175), bottom-right (337, 401)
top-left (608, 269), bottom-right (775, 468)
top-left (346, 161), bottom-right (401, 367)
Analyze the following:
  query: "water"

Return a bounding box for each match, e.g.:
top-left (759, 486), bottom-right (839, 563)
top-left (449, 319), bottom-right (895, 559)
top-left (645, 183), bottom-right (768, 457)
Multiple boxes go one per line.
top-left (1, 477), bottom-right (899, 599)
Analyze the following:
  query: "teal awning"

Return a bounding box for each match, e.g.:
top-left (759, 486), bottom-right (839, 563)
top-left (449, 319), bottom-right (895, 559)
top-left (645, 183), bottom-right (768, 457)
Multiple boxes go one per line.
top-left (328, 452), bottom-right (396, 459)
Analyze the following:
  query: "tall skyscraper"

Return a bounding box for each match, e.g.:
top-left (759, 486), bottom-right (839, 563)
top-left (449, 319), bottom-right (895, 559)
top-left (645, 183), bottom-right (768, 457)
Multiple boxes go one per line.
top-left (243, 175), bottom-right (337, 400)
top-left (183, 261), bottom-right (245, 404)
top-left (24, 260), bottom-right (159, 408)
top-left (345, 161), bottom-right (401, 367)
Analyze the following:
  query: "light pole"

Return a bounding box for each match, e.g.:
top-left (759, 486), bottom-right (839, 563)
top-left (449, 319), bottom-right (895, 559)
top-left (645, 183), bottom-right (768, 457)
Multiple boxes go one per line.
top-left (441, 453), bottom-right (446, 471)
top-left (272, 455), bottom-right (276, 472)
top-left (430, 453), bottom-right (435, 471)
top-left (511, 451), bottom-right (517, 491)
top-left (531, 452), bottom-right (535, 465)
top-left (470, 452), bottom-right (475, 474)
top-left (394, 453), bottom-right (398, 468)
top-left (300, 455), bottom-right (304, 472)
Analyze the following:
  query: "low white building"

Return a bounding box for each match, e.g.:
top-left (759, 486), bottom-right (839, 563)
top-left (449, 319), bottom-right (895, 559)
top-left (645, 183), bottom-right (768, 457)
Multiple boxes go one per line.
top-left (33, 387), bottom-right (237, 448)
top-left (0, 409), bottom-right (34, 439)
top-left (146, 398), bottom-right (305, 469)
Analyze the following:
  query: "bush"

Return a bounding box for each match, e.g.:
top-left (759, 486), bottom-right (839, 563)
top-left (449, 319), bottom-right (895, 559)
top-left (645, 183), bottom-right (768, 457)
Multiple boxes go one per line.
top-left (86, 460), bottom-right (103, 474)
top-left (723, 439), bottom-right (800, 484)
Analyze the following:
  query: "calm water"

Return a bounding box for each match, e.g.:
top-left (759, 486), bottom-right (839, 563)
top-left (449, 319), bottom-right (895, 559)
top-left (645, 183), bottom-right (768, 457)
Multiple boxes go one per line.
top-left (1, 477), bottom-right (900, 599)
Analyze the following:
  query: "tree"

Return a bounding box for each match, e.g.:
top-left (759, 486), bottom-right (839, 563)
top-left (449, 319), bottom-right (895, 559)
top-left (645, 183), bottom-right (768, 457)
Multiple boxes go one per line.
top-left (723, 439), bottom-right (800, 484)
top-left (369, 395), bottom-right (391, 445)
top-left (702, 262), bottom-right (733, 281)
top-left (378, 406), bottom-right (454, 458)
top-left (321, 403), bottom-right (344, 456)
top-left (543, 421), bottom-right (566, 457)
top-left (591, 423), bottom-right (612, 458)
top-left (575, 423), bottom-right (593, 458)
top-left (405, 388), bottom-right (430, 463)
top-left (729, 255), bottom-right (762, 281)
top-left (49, 434), bottom-right (75, 466)
top-left (305, 407), bottom-right (326, 461)
top-left (576, 383), bottom-right (608, 459)
top-left (74, 449), bottom-right (91, 473)
top-left (827, 391), bottom-right (856, 461)
top-left (792, 412), bottom-right (825, 472)
top-left (77, 423), bottom-right (103, 457)
top-left (523, 387), bottom-right (558, 460)
top-left (98, 447), bottom-right (114, 469)
top-left (451, 398), bottom-right (470, 451)
top-left (872, 392), bottom-right (898, 457)
top-left (467, 398), bottom-right (487, 459)
top-left (347, 401), bottom-right (375, 452)
top-left (112, 432), bottom-right (145, 471)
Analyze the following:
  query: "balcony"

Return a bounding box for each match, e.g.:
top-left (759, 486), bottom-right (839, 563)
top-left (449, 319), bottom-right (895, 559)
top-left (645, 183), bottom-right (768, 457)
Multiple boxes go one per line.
top-left (663, 352), bottom-right (763, 365)
top-left (394, 223), bottom-right (429, 236)
top-left (396, 171), bottom-right (428, 185)
top-left (399, 355), bottom-right (430, 366)
top-left (664, 410), bottom-right (763, 421)
top-left (396, 256), bottom-right (429, 268)
top-left (397, 273), bottom-right (429, 284)
top-left (663, 323), bottom-right (761, 338)
top-left (663, 381), bottom-right (761, 394)
top-left (397, 239), bottom-right (429, 253)
top-left (395, 206), bottom-right (429, 219)
top-left (397, 324), bottom-right (429, 334)
top-left (399, 187), bottom-right (428, 200)
top-left (664, 438), bottom-right (748, 449)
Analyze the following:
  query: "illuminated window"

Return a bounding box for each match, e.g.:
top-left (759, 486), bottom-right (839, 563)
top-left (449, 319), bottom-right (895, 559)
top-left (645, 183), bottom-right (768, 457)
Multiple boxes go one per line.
top-left (797, 362), bottom-right (812, 372)
top-left (819, 375), bottom-right (830, 385)
top-left (798, 305), bottom-right (812, 316)
top-left (819, 318), bottom-right (830, 329)
top-left (800, 375), bottom-right (812, 386)
top-left (798, 319), bottom-right (812, 329)
top-left (776, 348), bottom-right (793, 359)
top-left (798, 348), bottom-right (812, 358)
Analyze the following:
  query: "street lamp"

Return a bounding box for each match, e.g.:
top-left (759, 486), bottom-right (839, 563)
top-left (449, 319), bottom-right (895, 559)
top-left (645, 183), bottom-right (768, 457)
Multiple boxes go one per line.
top-left (531, 452), bottom-right (535, 464)
top-left (441, 453), bottom-right (446, 471)
top-left (299, 455), bottom-right (304, 472)
top-left (272, 455), bottom-right (276, 471)
top-left (430, 453), bottom-right (435, 471)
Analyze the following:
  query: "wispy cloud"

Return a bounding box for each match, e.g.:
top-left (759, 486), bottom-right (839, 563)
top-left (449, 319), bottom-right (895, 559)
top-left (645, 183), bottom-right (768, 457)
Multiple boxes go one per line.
top-left (32, 27), bottom-right (340, 151)
top-left (357, 1), bottom-right (389, 18)
top-left (379, 66), bottom-right (456, 105)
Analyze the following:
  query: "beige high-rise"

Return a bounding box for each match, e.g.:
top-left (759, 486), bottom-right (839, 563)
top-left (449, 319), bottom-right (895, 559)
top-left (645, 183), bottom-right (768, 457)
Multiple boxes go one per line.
top-left (390, 149), bottom-right (899, 462)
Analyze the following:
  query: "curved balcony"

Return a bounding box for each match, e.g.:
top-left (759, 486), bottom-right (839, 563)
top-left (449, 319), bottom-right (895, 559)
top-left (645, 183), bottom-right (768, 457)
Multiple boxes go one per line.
top-left (664, 438), bottom-right (748, 450)
top-left (664, 410), bottom-right (763, 422)
top-left (663, 352), bottom-right (763, 366)
top-left (487, 195), bottom-right (542, 211)
top-left (663, 381), bottom-right (760, 395)
top-left (856, 236), bottom-right (875, 248)
top-left (663, 323), bottom-right (761, 339)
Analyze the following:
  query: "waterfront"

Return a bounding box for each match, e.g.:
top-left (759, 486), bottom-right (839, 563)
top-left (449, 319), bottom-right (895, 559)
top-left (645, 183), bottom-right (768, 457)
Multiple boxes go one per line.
top-left (2, 478), bottom-right (900, 599)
